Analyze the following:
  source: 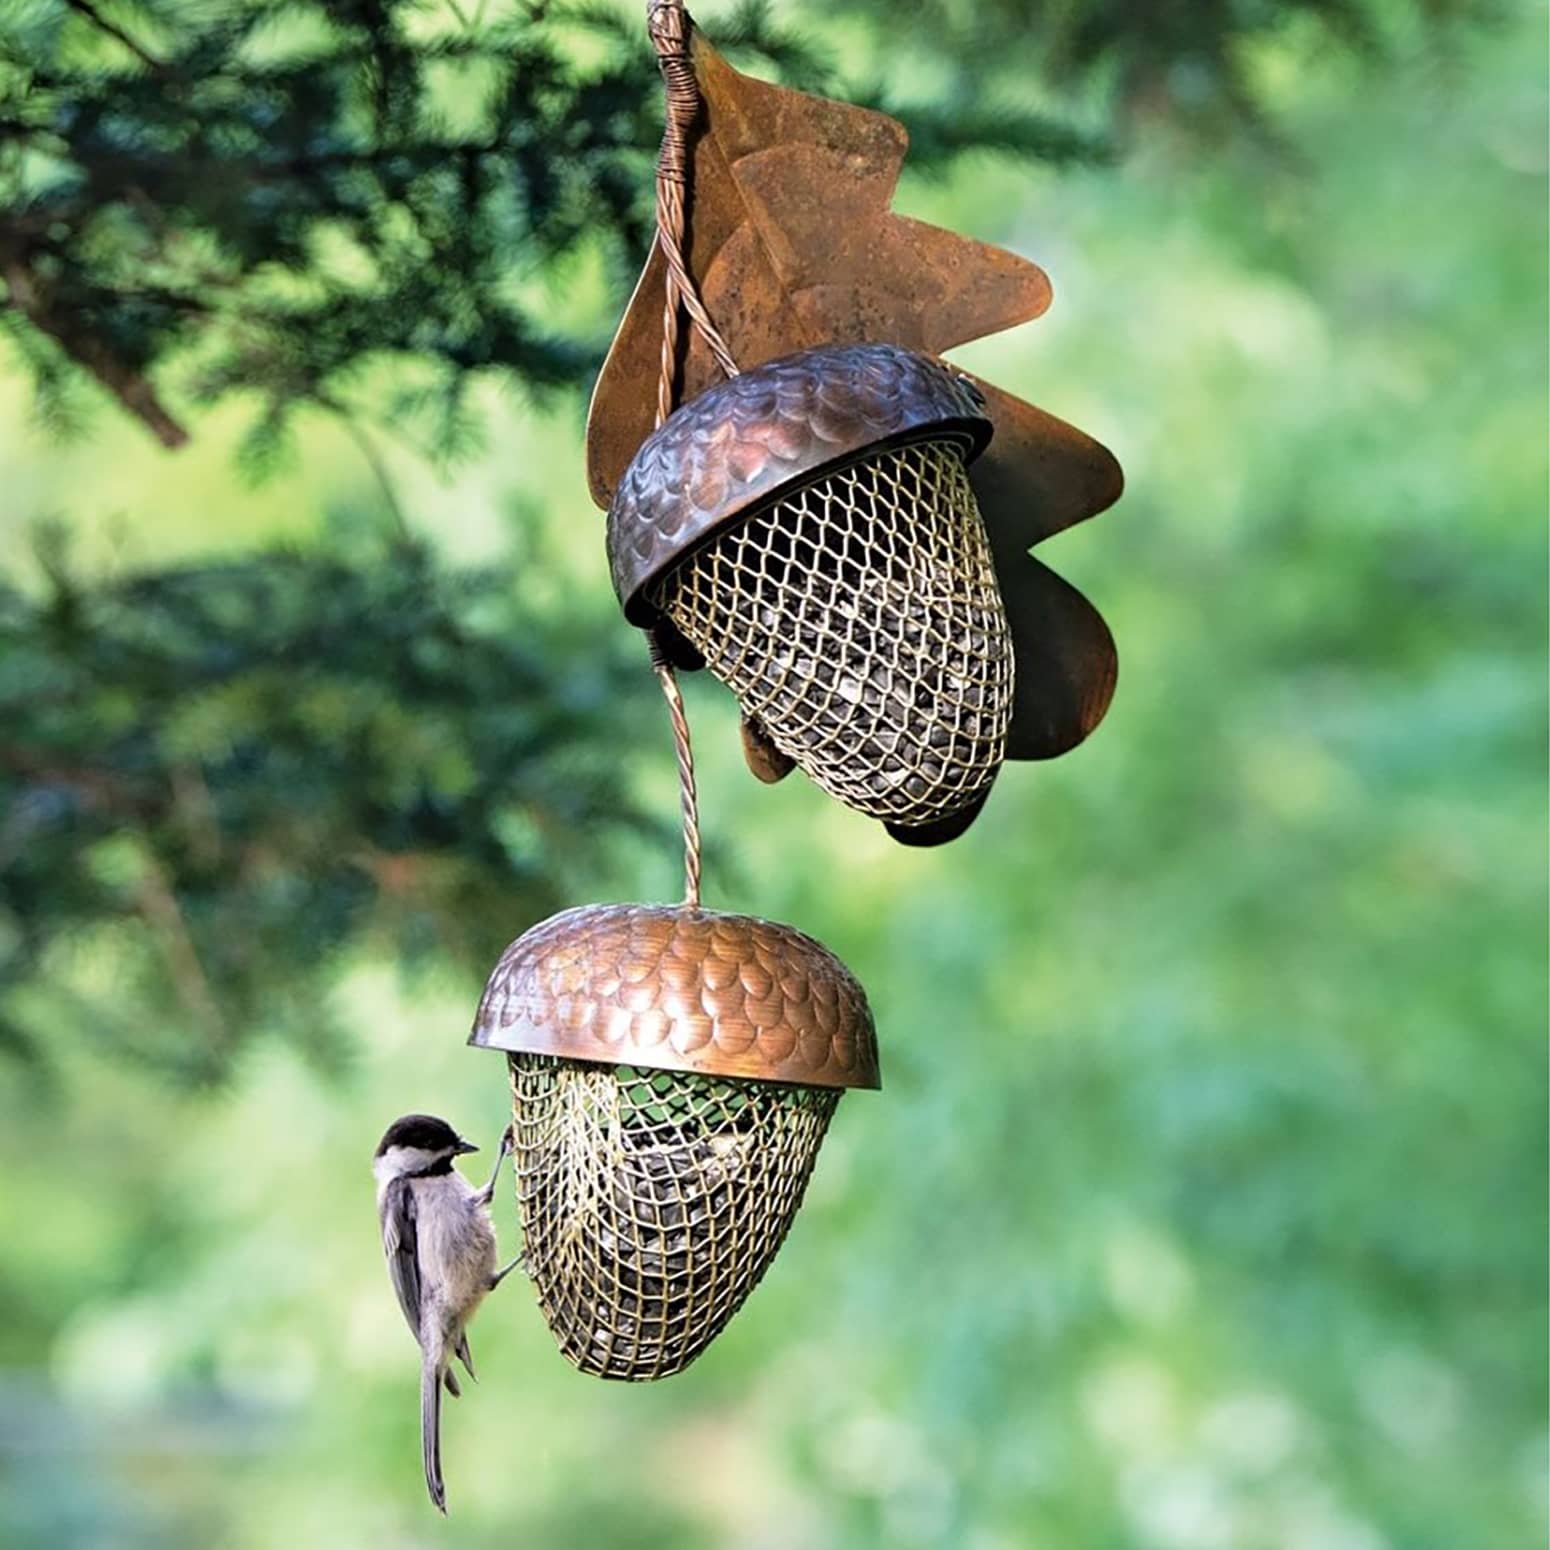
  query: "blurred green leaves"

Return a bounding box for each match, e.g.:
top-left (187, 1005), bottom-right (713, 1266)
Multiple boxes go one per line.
top-left (0, 1), bottom-right (1542, 1548)
top-left (0, 0), bottom-right (1109, 463)
top-left (0, 532), bottom-right (652, 1080)
top-left (5, 0), bottom-right (1486, 462)
top-left (821, 0), bottom-right (1500, 139)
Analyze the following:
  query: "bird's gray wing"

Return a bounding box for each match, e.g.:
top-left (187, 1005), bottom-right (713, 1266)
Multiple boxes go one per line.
top-left (380, 1176), bottom-right (423, 1346)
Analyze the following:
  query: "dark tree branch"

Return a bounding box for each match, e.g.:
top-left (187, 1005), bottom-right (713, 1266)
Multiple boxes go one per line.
top-left (1, 261), bottom-right (189, 446)
top-left (324, 400), bottom-right (415, 542)
top-left (60, 0), bottom-right (167, 71)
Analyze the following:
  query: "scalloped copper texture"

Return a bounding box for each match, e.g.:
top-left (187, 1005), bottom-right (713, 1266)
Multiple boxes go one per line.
top-left (607, 342), bottom-right (989, 625)
top-left (469, 902), bottom-right (879, 1090)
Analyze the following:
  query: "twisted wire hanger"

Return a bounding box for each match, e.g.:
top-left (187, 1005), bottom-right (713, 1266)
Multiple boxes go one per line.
top-left (643, 0), bottom-right (738, 910)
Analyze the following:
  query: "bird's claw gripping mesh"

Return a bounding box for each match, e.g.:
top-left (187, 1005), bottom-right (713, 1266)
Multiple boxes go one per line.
top-left (508, 1052), bottom-right (839, 1381)
top-left (648, 439), bottom-right (1014, 828)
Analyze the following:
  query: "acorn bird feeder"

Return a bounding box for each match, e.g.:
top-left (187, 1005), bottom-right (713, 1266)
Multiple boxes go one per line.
top-left (587, 2), bottom-right (1124, 845)
top-left (472, 651), bottom-right (878, 1380)
top-left (609, 341), bottom-right (1012, 837)
top-left (472, 897), bottom-right (876, 1380)
top-left (468, 0), bottom-right (1122, 1383)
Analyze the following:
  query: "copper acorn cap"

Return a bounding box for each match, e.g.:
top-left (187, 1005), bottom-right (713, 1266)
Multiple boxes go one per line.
top-left (469, 902), bottom-right (880, 1089)
top-left (606, 342), bottom-right (991, 628)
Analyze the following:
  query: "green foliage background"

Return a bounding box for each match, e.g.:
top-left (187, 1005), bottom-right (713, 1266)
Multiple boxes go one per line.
top-left (0, 2), bottom-right (1544, 1546)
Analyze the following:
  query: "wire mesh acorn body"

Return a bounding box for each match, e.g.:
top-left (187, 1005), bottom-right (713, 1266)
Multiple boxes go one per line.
top-left (608, 343), bottom-right (1014, 834)
top-left (471, 902), bottom-right (878, 1380)
top-left (506, 1054), bottom-right (838, 1379)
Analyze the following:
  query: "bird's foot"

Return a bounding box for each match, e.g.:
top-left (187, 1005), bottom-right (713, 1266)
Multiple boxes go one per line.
top-left (490, 1252), bottom-right (527, 1290)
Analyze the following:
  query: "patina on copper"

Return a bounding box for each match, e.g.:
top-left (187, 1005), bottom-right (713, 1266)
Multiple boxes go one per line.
top-left (584, 22), bottom-right (1122, 785)
top-left (470, 901), bottom-right (879, 1090)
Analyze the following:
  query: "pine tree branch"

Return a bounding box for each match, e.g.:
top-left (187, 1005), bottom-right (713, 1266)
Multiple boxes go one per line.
top-left (324, 400), bottom-right (414, 542)
top-left (0, 260), bottom-right (189, 448)
top-left (134, 855), bottom-right (229, 1047)
top-left (60, 0), bottom-right (166, 71)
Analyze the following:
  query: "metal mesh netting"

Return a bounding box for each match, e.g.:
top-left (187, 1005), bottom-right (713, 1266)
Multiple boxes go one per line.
top-left (508, 1051), bottom-right (840, 1381)
top-left (648, 438), bottom-right (1014, 828)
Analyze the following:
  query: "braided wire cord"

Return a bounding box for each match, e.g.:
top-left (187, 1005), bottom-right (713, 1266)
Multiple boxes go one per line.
top-left (647, 0), bottom-right (738, 433)
top-left (648, 628), bottom-right (702, 908)
top-left (643, 0), bottom-right (734, 907)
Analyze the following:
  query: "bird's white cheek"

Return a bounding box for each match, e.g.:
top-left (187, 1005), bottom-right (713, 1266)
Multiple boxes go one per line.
top-left (374, 1145), bottom-right (441, 1183)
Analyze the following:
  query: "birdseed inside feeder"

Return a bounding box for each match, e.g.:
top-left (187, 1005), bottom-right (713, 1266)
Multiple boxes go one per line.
top-left (469, 901), bottom-right (878, 1381)
top-left (606, 341), bottom-right (1015, 836)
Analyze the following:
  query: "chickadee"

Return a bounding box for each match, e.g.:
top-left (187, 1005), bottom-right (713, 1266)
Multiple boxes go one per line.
top-left (373, 1113), bottom-right (521, 1513)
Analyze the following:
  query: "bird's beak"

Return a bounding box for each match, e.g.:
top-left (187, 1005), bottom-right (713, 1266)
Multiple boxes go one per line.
top-left (454, 1138), bottom-right (479, 1155)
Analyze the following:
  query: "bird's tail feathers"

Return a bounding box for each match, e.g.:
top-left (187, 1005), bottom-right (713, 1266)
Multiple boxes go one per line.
top-left (421, 1353), bottom-right (447, 1514)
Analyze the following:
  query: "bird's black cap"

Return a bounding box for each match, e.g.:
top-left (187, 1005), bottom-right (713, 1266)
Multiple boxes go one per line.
top-left (375, 1113), bottom-right (474, 1157)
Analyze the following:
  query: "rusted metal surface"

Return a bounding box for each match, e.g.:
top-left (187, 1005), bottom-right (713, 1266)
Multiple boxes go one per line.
top-left (964, 375), bottom-right (1124, 549)
top-left (740, 712), bottom-right (796, 784)
top-left (584, 26), bottom-right (1122, 790)
top-left (607, 342), bottom-right (990, 621)
top-left (470, 902), bottom-right (880, 1090)
top-left (586, 31), bottom-right (1048, 507)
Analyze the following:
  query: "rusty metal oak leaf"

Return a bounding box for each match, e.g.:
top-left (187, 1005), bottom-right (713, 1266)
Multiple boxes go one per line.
top-left (586, 22), bottom-right (1122, 817)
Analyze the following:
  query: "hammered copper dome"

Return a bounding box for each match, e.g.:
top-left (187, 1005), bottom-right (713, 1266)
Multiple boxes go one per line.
top-left (471, 902), bottom-right (878, 1087)
top-left (606, 342), bottom-right (990, 624)
top-left (470, 902), bottom-right (877, 1380)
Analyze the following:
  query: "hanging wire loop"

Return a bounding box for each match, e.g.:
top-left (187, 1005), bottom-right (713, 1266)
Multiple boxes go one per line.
top-left (648, 629), bottom-right (703, 908)
top-left (647, 0), bottom-right (738, 433)
top-left (643, 0), bottom-right (732, 910)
